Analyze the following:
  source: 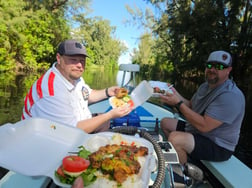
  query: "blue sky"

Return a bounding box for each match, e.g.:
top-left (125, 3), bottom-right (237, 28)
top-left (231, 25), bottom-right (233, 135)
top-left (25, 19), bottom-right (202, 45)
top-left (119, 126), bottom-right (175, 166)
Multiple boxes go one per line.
top-left (90, 0), bottom-right (151, 64)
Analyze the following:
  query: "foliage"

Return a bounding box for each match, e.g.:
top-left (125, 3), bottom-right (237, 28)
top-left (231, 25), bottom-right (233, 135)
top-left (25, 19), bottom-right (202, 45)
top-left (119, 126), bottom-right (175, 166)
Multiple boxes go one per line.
top-left (0, 0), bottom-right (27, 71)
top-left (0, 0), bottom-right (70, 71)
top-left (0, 0), bottom-right (126, 71)
top-left (129, 0), bottom-right (251, 86)
top-left (72, 17), bottom-right (127, 66)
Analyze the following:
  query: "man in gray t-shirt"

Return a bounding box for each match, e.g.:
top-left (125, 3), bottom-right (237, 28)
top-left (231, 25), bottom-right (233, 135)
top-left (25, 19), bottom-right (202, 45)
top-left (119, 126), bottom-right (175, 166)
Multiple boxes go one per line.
top-left (160, 50), bottom-right (245, 165)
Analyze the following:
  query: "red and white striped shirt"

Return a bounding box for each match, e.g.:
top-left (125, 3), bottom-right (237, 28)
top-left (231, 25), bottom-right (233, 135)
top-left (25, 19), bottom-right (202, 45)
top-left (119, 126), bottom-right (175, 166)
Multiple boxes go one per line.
top-left (22, 63), bottom-right (92, 127)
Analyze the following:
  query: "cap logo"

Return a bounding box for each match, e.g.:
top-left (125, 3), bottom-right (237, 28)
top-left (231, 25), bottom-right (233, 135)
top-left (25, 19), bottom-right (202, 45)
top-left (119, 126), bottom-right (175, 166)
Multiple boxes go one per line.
top-left (222, 54), bottom-right (227, 61)
top-left (75, 42), bottom-right (82, 49)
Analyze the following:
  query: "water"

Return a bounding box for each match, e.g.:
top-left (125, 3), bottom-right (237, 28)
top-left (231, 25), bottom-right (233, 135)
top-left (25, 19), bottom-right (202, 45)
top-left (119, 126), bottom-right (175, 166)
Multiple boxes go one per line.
top-left (0, 67), bottom-right (251, 170)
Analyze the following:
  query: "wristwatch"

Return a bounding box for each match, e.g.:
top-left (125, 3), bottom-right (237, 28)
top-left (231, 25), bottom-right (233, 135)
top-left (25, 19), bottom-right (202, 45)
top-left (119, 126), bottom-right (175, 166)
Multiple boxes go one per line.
top-left (175, 100), bottom-right (184, 111)
top-left (105, 88), bottom-right (110, 98)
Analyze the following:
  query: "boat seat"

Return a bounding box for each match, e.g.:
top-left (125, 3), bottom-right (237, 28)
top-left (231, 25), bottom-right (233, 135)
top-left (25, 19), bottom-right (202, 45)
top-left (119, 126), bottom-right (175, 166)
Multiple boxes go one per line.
top-left (119, 64), bottom-right (140, 88)
top-left (201, 155), bottom-right (252, 188)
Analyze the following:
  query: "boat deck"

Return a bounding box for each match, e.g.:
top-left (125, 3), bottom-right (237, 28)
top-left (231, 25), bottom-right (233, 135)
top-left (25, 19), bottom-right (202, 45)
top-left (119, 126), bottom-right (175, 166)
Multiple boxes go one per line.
top-left (89, 100), bottom-right (182, 130)
top-left (1, 99), bottom-right (250, 187)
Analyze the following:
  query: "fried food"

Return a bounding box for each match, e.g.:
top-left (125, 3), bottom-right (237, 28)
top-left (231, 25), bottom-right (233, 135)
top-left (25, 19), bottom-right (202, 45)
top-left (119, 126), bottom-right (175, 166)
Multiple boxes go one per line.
top-left (115, 88), bottom-right (128, 99)
top-left (153, 87), bottom-right (165, 94)
top-left (88, 144), bottom-right (148, 184)
top-left (111, 97), bottom-right (126, 108)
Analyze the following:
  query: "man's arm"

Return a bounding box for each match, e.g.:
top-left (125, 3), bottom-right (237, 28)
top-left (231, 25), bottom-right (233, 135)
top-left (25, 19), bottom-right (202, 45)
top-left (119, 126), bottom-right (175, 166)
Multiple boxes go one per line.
top-left (160, 92), bottom-right (222, 132)
top-left (178, 102), bottom-right (222, 132)
top-left (77, 105), bottom-right (131, 133)
top-left (88, 86), bottom-right (120, 103)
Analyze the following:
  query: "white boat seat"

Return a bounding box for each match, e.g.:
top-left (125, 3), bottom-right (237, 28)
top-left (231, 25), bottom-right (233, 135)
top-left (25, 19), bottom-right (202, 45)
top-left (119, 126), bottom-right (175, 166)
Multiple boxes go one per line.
top-left (201, 155), bottom-right (252, 188)
top-left (119, 64), bottom-right (140, 88)
top-left (119, 64), bottom-right (140, 72)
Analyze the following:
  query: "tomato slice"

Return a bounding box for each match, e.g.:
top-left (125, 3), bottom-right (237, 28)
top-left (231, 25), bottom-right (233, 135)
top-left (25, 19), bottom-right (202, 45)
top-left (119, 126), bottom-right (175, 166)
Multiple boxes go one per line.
top-left (127, 99), bottom-right (134, 108)
top-left (62, 156), bottom-right (90, 172)
top-left (56, 165), bottom-right (65, 177)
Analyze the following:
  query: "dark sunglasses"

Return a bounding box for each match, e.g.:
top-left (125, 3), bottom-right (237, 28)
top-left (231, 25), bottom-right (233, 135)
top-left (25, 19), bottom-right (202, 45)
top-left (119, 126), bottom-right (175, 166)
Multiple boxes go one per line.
top-left (205, 63), bottom-right (228, 70)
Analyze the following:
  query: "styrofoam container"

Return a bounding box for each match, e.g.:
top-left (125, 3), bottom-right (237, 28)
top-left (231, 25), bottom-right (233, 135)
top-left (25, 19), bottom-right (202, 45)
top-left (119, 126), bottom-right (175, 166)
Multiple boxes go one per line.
top-left (0, 118), bottom-right (155, 188)
top-left (149, 80), bottom-right (173, 97)
top-left (130, 80), bottom-right (153, 108)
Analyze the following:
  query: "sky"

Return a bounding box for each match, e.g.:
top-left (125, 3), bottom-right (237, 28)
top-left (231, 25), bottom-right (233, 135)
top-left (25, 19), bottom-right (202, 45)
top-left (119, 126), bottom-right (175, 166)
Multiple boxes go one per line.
top-left (89, 0), bottom-right (151, 64)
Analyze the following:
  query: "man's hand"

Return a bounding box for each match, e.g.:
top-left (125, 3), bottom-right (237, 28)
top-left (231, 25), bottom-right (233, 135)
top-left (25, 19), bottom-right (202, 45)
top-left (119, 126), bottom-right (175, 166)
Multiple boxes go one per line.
top-left (107, 86), bottom-right (121, 97)
top-left (108, 104), bottom-right (133, 118)
top-left (72, 177), bottom-right (84, 188)
top-left (160, 92), bottom-right (181, 106)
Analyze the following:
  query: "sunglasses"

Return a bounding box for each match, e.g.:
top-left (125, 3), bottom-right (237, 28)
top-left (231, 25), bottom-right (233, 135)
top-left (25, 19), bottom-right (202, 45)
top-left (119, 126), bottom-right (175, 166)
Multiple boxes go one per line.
top-left (205, 63), bottom-right (228, 70)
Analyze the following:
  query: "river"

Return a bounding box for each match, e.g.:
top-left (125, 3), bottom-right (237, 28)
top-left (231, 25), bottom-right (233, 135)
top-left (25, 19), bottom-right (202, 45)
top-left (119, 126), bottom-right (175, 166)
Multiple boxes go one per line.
top-left (0, 66), bottom-right (251, 169)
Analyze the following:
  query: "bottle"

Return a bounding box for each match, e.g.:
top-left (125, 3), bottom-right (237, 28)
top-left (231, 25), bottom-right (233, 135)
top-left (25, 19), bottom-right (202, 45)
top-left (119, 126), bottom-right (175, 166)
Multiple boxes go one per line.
top-left (155, 118), bottom-right (159, 133)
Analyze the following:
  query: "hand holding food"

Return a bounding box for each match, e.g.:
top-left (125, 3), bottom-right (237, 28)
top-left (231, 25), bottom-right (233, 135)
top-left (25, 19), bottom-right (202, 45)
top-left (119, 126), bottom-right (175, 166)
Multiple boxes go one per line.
top-left (152, 84), bottom-right (173, 96)
top-left (110, 88), bottom-right (134, 108)
top-left (153, 86), bottom-right (166, 94)
top-left (115, 87), bottom-right (128, 98)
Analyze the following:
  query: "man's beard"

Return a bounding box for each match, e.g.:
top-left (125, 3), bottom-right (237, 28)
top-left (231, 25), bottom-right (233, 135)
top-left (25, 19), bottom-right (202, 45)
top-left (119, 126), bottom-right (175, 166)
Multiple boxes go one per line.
top-left (205, 73), bottom-right (219, 84)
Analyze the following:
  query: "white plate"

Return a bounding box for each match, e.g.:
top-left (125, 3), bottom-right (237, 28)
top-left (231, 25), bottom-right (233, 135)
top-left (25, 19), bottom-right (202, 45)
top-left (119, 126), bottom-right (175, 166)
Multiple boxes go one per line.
top-left (152, 93), bottom-right (165, 97)
top-left (109, 96), bottom-right (129, 108)
top-left (51, 134), bottom-right (155, 188)
top-left (149, 80), bottom-right (173, 97)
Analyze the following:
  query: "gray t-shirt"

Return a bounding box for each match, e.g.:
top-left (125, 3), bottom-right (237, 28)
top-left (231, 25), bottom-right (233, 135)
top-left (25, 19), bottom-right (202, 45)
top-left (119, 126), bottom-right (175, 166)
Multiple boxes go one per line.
top-left (185, 79), bottom-right (245, 151)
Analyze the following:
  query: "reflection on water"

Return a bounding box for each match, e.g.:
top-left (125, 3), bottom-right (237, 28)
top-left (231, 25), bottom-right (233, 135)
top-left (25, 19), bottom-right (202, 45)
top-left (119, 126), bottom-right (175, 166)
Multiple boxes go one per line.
top-left (0, 68), bottom-right (251, 169)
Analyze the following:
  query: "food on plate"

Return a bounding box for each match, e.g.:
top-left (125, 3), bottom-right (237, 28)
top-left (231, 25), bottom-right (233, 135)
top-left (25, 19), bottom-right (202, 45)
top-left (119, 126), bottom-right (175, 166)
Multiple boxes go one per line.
top-left (89, 144), bottom-right (148, 184)
top-left (110, 97), bottom-right (126, 108)
top-left (110, 88), bottom-right (134, 108)
top-left (110, 96), bottom-right (134, 108)
top-left (115, 87), bottom-right (128, 99)
top-left (149, 81), bottom-right (173, 97)
top-left (153, 86), bottom-right (166, 94)
top-left (55, 134), bottom-right (149, 187)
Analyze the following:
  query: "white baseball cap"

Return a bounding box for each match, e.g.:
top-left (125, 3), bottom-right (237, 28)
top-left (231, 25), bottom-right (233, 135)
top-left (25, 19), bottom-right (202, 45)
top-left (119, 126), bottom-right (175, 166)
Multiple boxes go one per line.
top-left (207, 50), bottom-right (232, 66)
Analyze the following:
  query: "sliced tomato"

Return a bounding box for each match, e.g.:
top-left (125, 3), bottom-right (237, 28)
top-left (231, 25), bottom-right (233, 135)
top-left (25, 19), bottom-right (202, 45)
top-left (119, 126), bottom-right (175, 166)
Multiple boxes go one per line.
top-left (56, 165), bottom-right (65, 177)
top-left (127, 99), bottom-right (134, 108)
top-left (62, 156), bottom-right (90, 172)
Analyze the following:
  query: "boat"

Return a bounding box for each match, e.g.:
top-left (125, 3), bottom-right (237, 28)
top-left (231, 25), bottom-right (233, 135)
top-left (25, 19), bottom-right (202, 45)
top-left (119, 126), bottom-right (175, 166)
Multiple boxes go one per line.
top-left (0, 64), bottom-right (251, 188)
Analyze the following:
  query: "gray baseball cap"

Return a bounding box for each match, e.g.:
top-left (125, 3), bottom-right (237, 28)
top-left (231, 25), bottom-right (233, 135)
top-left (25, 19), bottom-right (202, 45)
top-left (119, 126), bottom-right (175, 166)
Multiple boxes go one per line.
top-left (57, 39), bottom-right (88, 57)
top-left (207, 50), bottom-right (232, 66)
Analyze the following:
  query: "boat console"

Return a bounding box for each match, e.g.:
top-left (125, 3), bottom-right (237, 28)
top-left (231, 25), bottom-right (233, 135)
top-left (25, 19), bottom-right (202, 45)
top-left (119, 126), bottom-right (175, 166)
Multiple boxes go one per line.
top-left (157, 141), bottom-right (179, 164)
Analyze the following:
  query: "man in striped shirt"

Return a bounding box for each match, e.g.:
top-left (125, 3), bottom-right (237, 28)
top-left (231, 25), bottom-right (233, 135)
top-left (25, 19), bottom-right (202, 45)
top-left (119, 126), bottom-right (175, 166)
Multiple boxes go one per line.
top-left (22, 39), bottom-right (132, 133)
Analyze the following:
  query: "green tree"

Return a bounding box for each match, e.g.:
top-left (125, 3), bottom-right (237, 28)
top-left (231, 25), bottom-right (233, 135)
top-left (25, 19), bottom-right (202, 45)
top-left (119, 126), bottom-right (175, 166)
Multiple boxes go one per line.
top-left (73, 16), bottom-right (127, 67)
top-left (0, 0), bottom-right (126, 71)
top-left (129, 0), bottom-right (251, 84)
top-left (0, 0), bottom-right (70, 71)
top-left (0, 0), bottom-right (27, 71)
